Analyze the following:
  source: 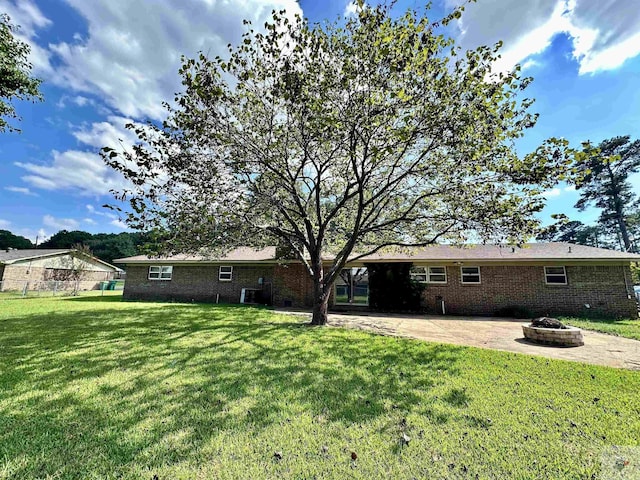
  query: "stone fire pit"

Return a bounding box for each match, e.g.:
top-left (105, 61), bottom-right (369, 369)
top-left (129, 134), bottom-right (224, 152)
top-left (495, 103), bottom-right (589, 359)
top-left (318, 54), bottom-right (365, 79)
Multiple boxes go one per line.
top-left (522, 317), bottom-right (584, 347)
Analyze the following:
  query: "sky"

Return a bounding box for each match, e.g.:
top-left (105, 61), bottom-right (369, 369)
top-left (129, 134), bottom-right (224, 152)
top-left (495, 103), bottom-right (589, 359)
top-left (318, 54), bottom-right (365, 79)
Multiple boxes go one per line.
top-left (1, 0), bottom-right (639, 243)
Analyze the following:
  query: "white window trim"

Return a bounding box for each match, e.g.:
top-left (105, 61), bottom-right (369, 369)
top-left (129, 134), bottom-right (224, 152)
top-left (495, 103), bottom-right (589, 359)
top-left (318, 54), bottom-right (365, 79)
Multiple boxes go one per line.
top-left (410, 266), bottom-right (448, 284)
top-left (460, 266), bottom-right (481, 284)
top-left (544, 266), bottom-right (567, 285)
top-left (219, 265), bottom-right (233, 282)
top-left (427, 266), bottom-right (447, 284)
top-left (148, 265), bottom-right (173, 281)
top-left (410, 266), bottom-right (428, 283)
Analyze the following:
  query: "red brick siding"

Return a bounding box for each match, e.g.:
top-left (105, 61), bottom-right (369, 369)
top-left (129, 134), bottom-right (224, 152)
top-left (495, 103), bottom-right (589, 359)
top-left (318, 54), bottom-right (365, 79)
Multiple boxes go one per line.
top-left (420, 264), bottom-right (637, 318)
top-left (121, 262), bottom-right (638, 318)
top-left (123, 265), bottom-right (275, 303)
top-left (272, 264), bottom-right (315, 308)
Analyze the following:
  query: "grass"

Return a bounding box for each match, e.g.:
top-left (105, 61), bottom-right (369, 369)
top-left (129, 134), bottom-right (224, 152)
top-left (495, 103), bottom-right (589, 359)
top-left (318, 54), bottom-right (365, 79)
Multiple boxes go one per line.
top-left (562, 315), bottom-right (640, 341)
top-left (1, 296), bottom-right (639, 479)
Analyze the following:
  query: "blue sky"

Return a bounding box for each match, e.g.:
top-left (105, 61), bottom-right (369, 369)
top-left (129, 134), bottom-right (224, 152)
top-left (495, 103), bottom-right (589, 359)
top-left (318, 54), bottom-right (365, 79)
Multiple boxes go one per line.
top-left (1, 0), bottom-right (639, 242)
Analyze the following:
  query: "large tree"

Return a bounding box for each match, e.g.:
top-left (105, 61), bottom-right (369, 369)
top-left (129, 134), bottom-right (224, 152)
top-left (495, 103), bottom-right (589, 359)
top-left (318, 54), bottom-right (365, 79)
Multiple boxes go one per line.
top-left (104, 3), bottom-right (568, 325)
top-left (0, 229), bottom-right (33, 249)
top-left (572, 136), bottom-right (640, 252)
top-left (0, 14), bottom-right (42, 132)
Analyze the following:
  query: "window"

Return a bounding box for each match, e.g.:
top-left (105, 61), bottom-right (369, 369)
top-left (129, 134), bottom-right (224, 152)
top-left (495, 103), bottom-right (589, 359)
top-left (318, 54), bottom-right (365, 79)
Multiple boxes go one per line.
top-left (149, 265), bottom-right (172, 280)
top-left (544, 266), bottom-right (567, 285)
top-left (219, 266), bottom-right (233, 281)
top-left (410, 266), bottom-right (447, 283)
top-left (410, 266), bottom-right (428, 283)
top-left (460, 266), bottom-right (481, 284)
top-left (427, 266), bottom-right (447, 283)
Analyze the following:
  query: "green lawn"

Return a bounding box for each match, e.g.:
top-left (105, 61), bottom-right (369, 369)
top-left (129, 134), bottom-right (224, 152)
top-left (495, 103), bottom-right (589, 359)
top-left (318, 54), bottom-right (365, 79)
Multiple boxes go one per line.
top-left (1, 296), bottom-right (639, 479)
top-left (562, 316), bottom-right (640, 341)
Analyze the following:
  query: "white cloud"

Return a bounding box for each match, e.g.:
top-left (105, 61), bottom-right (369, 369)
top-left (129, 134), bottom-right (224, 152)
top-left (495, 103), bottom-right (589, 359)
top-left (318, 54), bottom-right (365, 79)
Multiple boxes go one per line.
top-left (446, 0), bottom-right (640, 75)
top-left (15, 116), bottom-right (139, 195)
top-left (521, 59), bottom-right (540, 71)
top-left (83, 218), bottom-right (97, 225)
top-left (4, 186), bottom-right (38, 196)
top-left (344, 1), bottom-right (359, 17)
top-left (543, 187), bottom-right (562, 198)
top-left (0, 219), bottom-right (11, 229)
top-left (38, 0), bottom-right (304, 120)
top-left (72, 115), bottom-right (139, 149)
top-left (17, 149), bottom-right (128, 196)
top-left (43, 214), bottom-right (79, 231)
top-left (110, 218), bottom-right (128, 229)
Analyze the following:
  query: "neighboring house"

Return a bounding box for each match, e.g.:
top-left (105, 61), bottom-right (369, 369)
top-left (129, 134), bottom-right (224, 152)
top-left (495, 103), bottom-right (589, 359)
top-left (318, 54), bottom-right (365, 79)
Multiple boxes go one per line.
top-left (115, 243), bottom-right (640, 318)
top-left (0, 249), bottom-right (120, 292)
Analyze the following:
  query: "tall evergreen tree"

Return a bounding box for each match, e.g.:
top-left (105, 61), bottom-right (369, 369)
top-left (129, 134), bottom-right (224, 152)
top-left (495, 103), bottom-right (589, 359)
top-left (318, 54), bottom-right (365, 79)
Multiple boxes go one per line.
top-left (573, 136), bottom-right (640, 252)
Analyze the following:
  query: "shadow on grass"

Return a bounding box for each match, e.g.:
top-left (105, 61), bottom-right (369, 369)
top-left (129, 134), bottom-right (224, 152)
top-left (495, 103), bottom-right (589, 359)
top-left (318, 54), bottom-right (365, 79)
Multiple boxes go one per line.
top-left (0, 301), bottom-right (464, 477)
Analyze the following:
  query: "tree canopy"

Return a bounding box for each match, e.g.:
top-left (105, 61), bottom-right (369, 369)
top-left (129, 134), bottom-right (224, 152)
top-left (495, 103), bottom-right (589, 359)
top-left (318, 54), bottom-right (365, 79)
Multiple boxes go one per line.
top-left (40, 230), bottom-right (147, 264)
top-left (572, 135), bottom-right (640, 252)
top-left (0, 14), bottom-right (42, 132)
top-left (0, 229), bottom-right (33, 249)
top-left (104, 3), bottom-right (569, 324)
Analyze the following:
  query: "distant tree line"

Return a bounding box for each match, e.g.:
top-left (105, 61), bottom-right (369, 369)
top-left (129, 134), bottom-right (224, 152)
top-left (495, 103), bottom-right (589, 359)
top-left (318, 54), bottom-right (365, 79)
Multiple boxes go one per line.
top-left (0, 229), bottom-right (150, 265)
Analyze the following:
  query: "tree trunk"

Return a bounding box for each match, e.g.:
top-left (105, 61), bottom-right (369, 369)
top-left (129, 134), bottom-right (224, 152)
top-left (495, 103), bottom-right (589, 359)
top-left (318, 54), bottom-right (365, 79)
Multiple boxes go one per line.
top-left (310, 256), bottom-right (330, 325)
top-left (617, 215), bottom-right (632, 252)
top-left (311, 290), bottom-right (330, 325)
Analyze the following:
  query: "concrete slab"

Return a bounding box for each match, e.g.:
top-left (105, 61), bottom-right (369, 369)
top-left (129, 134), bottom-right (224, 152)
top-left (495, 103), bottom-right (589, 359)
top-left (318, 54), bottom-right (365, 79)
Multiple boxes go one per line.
top-left (281, 310), bottom-right (640, 370)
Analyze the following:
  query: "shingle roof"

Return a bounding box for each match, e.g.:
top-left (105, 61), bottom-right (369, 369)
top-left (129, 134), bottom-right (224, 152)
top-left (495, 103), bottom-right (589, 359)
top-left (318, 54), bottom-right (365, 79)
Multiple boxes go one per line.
top-left (114, 246), bottom-right (278, 264)
top-left (357, 242), bottom-right (640, 262)
top-left (114, 243), bottom-right (640, 264)
top-left (0, 249), bottom-right (70, 263)
top-left (0, 248), bottom-right (121, 270)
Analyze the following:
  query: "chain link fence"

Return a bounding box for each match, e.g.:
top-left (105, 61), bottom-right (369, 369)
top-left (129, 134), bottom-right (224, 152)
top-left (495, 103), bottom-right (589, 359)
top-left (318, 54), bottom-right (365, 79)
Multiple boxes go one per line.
top-left (0, 280), bottom-right (125, 299)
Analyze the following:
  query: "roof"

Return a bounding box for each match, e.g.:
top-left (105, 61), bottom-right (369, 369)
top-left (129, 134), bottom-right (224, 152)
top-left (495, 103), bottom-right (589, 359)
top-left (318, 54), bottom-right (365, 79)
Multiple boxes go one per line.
top-left (0, 249), bottom-right (71, 263)
top-left (114, 243), bottom-right (640, 264)
top-left (0, 248), bottom-right (120, 270)
top-left (357, 242), bottom-right (640, 262)
top-left (114, 246), bottom-right (278, 264)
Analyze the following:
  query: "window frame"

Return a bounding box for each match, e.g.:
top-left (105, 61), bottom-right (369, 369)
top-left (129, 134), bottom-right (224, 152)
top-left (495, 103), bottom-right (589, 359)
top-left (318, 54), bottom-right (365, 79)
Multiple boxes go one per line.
top-left (544, 266), bottom-right (567, 285)
top-left (410, 266), bottom-right (448, 284)
top-left (148, 265), bottom-right (173, 281)
top-left (219, 265), bottom-right (233, 282)
top-left (460, 266), bottom-right (481, 284)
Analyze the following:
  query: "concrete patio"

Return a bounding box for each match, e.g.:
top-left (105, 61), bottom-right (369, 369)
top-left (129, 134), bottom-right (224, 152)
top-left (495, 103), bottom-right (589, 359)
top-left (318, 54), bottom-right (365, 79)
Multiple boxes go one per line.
top-left (284, 311), bottom-right (640, 370)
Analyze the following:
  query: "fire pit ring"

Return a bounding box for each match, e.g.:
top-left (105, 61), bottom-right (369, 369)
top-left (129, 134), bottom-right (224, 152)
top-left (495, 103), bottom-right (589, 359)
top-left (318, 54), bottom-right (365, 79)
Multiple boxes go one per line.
top-left (522, 324), bottom-right (584, 347)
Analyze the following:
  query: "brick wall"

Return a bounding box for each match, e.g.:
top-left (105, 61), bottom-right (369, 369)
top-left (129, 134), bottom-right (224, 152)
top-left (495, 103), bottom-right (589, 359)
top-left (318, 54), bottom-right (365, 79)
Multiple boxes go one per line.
top-left (123, 264), bottom-right (276, 303)
top-left (272, 263), bottom-right (315, 308)
top-left (121, 262), bottom-right (638, 318)
top-left (0, 265), bottom-right (113, 291)
top-left (420, 264), bottom-right (637, 318)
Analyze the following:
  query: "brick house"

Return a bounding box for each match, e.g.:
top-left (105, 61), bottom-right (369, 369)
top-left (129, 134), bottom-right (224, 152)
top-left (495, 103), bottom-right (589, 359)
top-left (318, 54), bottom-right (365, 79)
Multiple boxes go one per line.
top-left (115, 243), bottom-right (640, 318)
top-left (0, 249), bottom-right (119, 291)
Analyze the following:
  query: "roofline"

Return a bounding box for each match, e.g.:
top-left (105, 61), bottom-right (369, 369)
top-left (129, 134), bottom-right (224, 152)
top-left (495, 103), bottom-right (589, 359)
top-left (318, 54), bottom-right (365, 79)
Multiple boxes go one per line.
top-left (1, 249), bottom-right (73, 265)
top-left (3, 249), bottom-right (120, 270)
top-left (115, 257), bottom-right (638, 265)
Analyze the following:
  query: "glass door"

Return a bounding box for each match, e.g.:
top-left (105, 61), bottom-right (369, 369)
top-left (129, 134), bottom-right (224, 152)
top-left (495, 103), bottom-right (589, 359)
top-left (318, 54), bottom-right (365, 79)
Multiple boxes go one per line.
top-left (335, 267), bottom-right (369, 306)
